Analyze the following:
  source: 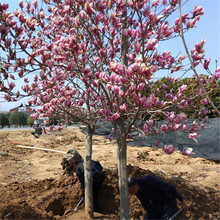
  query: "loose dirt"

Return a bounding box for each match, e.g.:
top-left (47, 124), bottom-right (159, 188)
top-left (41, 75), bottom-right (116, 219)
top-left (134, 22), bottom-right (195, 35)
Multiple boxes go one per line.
top-left (0, 127), bottom-right (219, 219)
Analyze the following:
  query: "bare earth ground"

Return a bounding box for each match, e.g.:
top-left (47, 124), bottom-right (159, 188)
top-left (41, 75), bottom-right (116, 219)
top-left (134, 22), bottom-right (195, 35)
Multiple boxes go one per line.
top-left (0, 127), bottom-right (219, 219)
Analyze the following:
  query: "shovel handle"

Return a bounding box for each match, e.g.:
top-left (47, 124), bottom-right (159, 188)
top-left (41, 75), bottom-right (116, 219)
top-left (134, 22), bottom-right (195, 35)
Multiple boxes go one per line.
top-left (168, 208), bottom-right (183, 220)
top-left (74, 197), bottom-right (84, 211)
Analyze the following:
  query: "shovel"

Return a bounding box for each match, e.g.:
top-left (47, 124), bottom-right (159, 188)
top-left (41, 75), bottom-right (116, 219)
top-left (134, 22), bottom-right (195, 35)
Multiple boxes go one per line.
top-left (168, 208), bottom-right (183, 220)
top-left (74, 197), bottom-right (84, 211)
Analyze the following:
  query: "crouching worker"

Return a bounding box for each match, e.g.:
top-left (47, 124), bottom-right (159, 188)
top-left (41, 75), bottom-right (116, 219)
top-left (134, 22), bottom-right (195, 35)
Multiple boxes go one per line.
top-left (61, 149), bottom-right (83, 176)
top-left (128, 175), bottom-right (189, 220)
top-left (31, 120), bottom-right (42, 138)
top-left (61, 149), bottom-right (105, 211)
top-left (76, 159), bottom-right (105, 212)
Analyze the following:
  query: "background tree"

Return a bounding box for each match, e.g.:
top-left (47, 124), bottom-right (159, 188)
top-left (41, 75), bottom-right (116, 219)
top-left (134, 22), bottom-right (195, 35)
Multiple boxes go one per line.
top-left (27, 115), bottom-right (34, 126)
top-left (0, 112), bottom-right (9, 128)
top-left (0, 0), bottom-right (219, 219)
top-left (151, 75), bottom-right (220, 119)
top-left (9, 111), bottom-right (28, 127)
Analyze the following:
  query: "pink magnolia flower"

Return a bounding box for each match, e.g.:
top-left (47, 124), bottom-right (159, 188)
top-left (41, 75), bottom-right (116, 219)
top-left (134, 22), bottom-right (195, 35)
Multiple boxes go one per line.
top-left (143, 124), bottom-right (148, 134)
top-left (113, 85), bottom-right (119, 94)
top-left (112, 112), bottom-right (120, 121)
top-left (134, 42), bottom-right (141, 53)
top-left (79, 99), bottom-right (84, 106)
top-left (9, 82), bottom-right (15, 90)
top-left (119, 90), bottom-right (125, 98)
top-left (137, 83), bottom-right (145, 91)
top-left (123, 29), bottom-right (128, 37)
top-left (193, 6), bottom-right (204, 17)
top-left (183, 124), bottom-right (188, 132)
top-left (163, 6), bottom-right (171, 14)
top-left (105, 108), bottom-right (110, 116)
top-left (99, 48), bottom-right (107, 57)
top-left (34, 75), bottom-right (38, 81)
top-left (110, 73), bottom-right (116, 84)
top-left (155, 140), bottom-right (159, 147)
top-left (152, 0), bottom-right (159, 7)
top-left (161, 84), bottom-right (168, 90)
top-left (57, 126), bottom-right (63, 131)
top-left (168, 112), bottom-right (175, 122)
top-left (119, 103), bottom-right (127, 112)
top-left (188, 132), bottom-right (199, 139)
top-left (203, 58), bottom-right (211, 69)
top-left (99, 72), bottom-right (106, 81)
top-left (126, 133), bottom-right (131, 139)
top-left (4, 94), bottom-right (11, 101)
top-left (204, 116), bottom-right (208, 122)
top-left (174, 124), bottom-right (181, 131)
top-left (106, 84), bottom-right (112, 90)
top-left (182, 147), bottom-right (195, 156)
top-left (201, 99), bottom-right (208, 105)
top-left (140, 97), bottom-right (146, 105)
top-left (93, 56), bottom-right (101, 63)
top-left (16, 91), bottom-right (20, 98)
top-left (44, 120), bottom-right (49, 125)
top-left (164, 145), bottom-right (175, 154)
top-left (146, 39), bottom-right (158, 50)
top-left (94, 13), bottom-right (101, 25)
top-left (108, 136), bottom-right (113, 141)
top-left (84, 3), bottom-right (94, 14)
top-left (99, 109), bottom-right (104, 115)
top-left (50, 125), bottom-right (54, 132)
top-left (31, 113), bottom-right (38, 120)
top-left (148, 120), bottom-right (154, 127)
top-left (32, 0), bottom-right (38, 9)
top-left (42, 126), bottom-right (47, 134)
top-left (175, 113), bottom-right (186, 124)
top-left (161, 124), bottom-right (168, 133)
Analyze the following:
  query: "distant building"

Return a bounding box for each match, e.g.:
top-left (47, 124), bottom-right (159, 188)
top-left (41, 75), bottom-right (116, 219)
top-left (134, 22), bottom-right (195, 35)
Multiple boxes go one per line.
top-left (9, 107), bottom-right (19, 113)
top-left (9, 105), bottom-right (34, 115)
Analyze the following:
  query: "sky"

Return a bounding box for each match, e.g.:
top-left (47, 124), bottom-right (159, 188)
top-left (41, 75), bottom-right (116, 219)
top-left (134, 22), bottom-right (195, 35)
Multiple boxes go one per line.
top-left (0, 0), bottom-right (219, 112)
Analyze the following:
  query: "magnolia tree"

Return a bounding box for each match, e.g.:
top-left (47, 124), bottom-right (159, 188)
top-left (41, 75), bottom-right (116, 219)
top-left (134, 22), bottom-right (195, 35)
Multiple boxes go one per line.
top-left (0, 0), bottom-right (219, 219)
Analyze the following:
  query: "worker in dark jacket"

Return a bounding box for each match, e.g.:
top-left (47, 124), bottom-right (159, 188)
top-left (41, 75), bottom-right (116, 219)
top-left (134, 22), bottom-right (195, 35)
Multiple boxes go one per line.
top-left (76, 160), bottom-right (105, 212)
top-left (61, 149), bottom-right (105, 211)
top-left (128, 175), bottom-right (189, 219)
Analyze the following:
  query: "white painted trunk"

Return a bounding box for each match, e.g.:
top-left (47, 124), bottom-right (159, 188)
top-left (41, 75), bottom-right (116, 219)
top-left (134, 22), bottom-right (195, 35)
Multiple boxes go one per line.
top-left (84, 126), bottom-right (93, 219)
top-left (116, 119), bottom-right (129, 220)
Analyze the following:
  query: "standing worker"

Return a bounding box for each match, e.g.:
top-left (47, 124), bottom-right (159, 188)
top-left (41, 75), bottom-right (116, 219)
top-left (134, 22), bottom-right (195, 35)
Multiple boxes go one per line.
top-left (128, 175), bottom-right (189, 219)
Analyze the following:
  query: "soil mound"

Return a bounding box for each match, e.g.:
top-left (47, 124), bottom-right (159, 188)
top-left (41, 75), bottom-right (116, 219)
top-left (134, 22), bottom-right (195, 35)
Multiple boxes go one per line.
top-left (0, 166), bottom-right (219, 220)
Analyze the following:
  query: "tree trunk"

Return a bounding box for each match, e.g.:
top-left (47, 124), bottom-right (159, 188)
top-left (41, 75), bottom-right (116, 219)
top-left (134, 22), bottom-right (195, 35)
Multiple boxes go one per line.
top-left (84, 125), bottom-right (94, 219)
top-left (115, 119), bottom-right (129, 220)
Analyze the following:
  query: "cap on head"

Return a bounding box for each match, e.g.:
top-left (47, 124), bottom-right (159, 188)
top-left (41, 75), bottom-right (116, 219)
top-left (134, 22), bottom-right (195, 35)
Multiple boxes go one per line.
top-left (66, 148), bottom-right (82, 163)
top-left (128, 176), bottom-right (137, 188)
top-left (34, 120), bottom-right (40, 125)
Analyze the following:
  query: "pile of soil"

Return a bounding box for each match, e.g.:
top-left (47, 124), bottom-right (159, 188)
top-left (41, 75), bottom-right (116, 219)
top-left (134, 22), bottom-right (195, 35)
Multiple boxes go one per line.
top-left (0, 165), bottom-right (219, 219)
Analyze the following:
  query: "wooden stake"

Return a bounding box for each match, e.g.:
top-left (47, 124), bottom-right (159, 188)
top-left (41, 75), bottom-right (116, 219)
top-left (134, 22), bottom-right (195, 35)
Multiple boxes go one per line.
top-left (15, 145), bottom-right (66, 154)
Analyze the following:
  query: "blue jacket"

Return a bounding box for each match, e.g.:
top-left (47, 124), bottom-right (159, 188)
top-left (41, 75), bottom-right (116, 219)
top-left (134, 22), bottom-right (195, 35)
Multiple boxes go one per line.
top-left (136, 175), bottom-right (183, 213)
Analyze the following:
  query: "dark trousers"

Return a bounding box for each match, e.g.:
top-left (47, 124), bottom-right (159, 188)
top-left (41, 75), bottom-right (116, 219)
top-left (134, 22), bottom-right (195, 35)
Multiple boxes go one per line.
top-left (31, 131), bottom-right (41, 138)
top-left (81, 172), bottom-right (105, 212)
top-left (93, 172), bottom-right (105, 211)
top-left (144, 198), bottom-right (177, 220)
